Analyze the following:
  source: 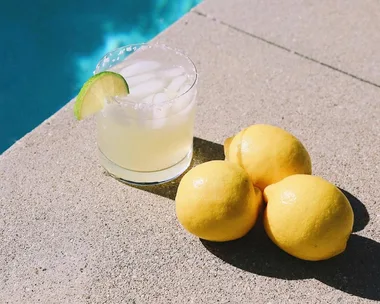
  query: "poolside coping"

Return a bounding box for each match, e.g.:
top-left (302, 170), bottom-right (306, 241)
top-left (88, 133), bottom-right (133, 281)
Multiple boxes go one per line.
top-left (1, 1), bottom-right (379, 303)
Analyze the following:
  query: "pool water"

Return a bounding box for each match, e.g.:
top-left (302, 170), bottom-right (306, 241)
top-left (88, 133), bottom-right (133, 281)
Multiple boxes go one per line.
top-left (0, 0), bottom-right (202, 153)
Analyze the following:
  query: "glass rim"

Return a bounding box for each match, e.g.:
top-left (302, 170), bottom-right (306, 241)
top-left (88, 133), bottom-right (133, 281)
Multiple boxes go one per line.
top-left (95, 43), bottom-right (198, 106)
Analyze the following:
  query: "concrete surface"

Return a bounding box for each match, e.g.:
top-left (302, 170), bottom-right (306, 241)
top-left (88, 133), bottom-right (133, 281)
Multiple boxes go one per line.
top-left (1, 3), bottom-right (380, 304)
top-left (196, 0), bottom-right (380, 87)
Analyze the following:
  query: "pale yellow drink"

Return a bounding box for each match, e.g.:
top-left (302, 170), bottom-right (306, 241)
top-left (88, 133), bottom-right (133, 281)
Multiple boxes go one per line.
top-left (95, 44), bottom-right (197, 184)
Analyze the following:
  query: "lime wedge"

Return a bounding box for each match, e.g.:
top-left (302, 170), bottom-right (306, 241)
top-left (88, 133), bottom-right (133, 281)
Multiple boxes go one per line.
top-left (74, 71), bottom-right (129, 120)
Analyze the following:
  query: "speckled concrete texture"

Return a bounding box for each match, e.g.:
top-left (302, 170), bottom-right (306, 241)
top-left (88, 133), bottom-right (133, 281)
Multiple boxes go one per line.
top-left (1, 10), bottom-right (379, 304)
top-left (196, 0), bottom-right (380, 86)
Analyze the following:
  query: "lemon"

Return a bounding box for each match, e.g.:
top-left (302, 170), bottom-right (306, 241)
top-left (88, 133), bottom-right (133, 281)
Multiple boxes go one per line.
top-left (74, 71), bottom-right (129, 120)
top-left (175, 160), bottom-right (262, 242)
top-left (224, 124), bottom-right (312, 191)
top-left (264, 174), bottom-right (354, 261)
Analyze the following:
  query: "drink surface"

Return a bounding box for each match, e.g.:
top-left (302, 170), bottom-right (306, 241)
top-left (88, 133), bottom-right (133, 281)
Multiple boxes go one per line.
top-left (97, 58), bottom-right (197, 174)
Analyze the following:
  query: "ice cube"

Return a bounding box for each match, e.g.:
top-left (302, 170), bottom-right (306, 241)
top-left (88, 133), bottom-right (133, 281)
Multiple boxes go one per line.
top-left (153, 93), bottom-right (170, 104)
top-left (129, 79), bottom-right (166, 99)
top-left (143, 93), bottom-right (170, 129)
top-left (101, 102), bottom-right (138, 124)
top-left (166, 75), bottom-right (188, 94)
top-left (151, 107), bottom-right (171, 129)
top-left (159, 67), bottom-right (185, 78)
top-left (126, 73), bottom-right (155, 86)
top-left (120, 60), bottom-right (161, 78)
top-left (142, 94), bottom-right (155, 103)
top-left (171, 84), bottom-right (195, 115)
top-left (115, 95), bottom-right (139, 104)
top-left (142, 92), bottom-right (169, 104)
top-left (178, 84), bottom-right (192, 95)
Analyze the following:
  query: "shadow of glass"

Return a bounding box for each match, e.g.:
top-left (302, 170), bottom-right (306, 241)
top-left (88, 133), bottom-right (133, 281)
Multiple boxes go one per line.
top-left (339, 188), bottom-right (370, 232)
top-left (131, 137), bottom-right (225, 200)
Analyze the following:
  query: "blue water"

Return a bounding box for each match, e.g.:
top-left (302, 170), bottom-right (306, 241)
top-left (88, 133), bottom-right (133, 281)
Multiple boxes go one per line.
top-left (0, 0), bottom-right (202, 153)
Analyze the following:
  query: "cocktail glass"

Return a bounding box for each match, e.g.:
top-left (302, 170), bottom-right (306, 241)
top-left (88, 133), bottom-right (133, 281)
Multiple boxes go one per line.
top-left (94, 43), bottom-right (198, 185)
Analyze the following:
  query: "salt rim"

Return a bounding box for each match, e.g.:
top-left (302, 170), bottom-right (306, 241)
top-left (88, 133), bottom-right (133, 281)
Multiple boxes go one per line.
top-left (94, 43), bottom-right (198, 108)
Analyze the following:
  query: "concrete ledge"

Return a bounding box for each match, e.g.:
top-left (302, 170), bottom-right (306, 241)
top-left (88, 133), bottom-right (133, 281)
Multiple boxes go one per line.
top-left (196, 0), bottom-right (380, 86)
top-left (1, 8), bottom-right (379, 304)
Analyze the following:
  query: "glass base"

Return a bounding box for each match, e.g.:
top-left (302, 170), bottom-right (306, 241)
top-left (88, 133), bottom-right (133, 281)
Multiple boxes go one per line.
top-left (98, 148), bottom-right (193, 185)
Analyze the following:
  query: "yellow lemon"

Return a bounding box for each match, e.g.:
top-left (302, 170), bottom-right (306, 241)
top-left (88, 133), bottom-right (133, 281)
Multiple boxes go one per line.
top-left (264, 174), bottom-right (354, 261)
top-left (175, 160), bottom-right (262, 242)
top-left (224, 124), bottom-right (312, 191)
